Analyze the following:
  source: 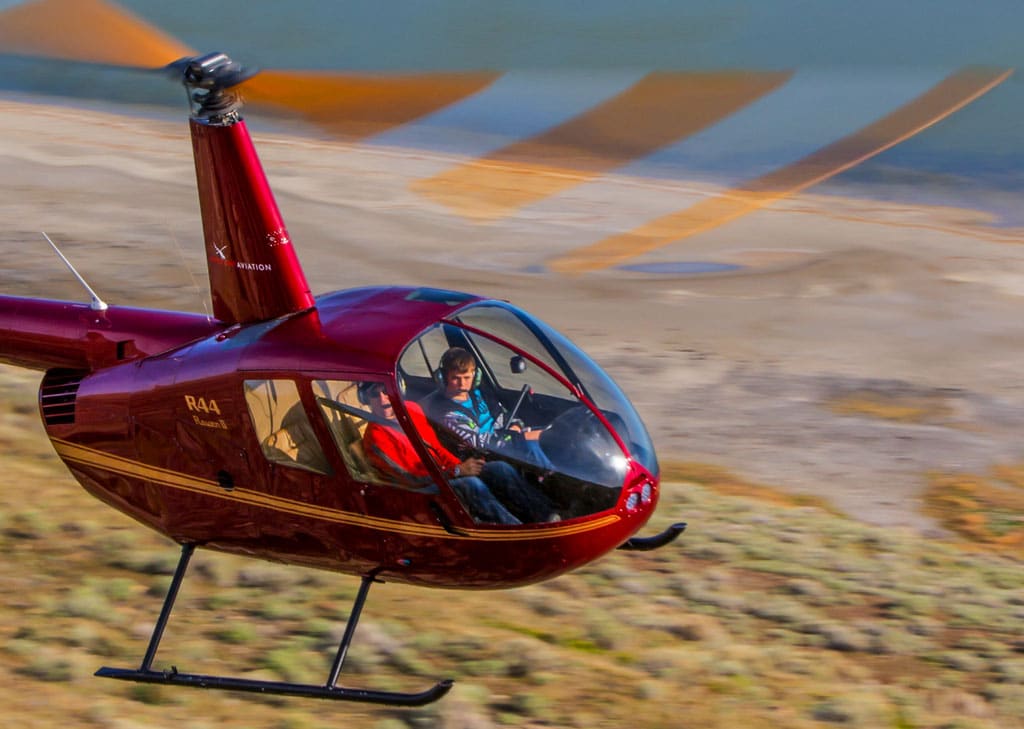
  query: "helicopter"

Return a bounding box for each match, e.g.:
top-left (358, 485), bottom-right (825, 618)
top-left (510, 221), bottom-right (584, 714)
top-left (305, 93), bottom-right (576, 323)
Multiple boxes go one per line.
top-left (0, 0), bottom-right (686, 707)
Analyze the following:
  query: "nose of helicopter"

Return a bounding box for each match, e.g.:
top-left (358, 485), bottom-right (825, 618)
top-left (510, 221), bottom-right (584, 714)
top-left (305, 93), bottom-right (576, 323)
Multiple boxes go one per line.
top-left (622, 463), bottom-right (659, 515)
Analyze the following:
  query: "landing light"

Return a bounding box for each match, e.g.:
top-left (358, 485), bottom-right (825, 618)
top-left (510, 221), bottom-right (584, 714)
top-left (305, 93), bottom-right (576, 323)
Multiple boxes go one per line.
top-left (624, 480), bottom-right (654, 512)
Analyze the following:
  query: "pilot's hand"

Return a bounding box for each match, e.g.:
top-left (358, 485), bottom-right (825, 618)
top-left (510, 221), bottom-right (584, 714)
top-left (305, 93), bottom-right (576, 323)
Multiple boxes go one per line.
top-left (523, 429), bottom-right (543, 441)
top-left (458, 457), bottom-right (485, 477)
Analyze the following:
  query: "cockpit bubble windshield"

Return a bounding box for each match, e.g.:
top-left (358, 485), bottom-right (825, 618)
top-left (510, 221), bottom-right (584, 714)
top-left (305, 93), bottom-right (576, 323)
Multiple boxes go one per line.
top-left (395, 302), bottom-right (658, 522)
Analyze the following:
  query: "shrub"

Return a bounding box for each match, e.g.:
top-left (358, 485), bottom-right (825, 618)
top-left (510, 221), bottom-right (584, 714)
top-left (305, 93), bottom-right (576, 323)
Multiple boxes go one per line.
top-left (211, 623), bottom-right (258, 645)
top-left (18, 655), bottom-right (75, 682)
top-left (2, 510), bottom-right (47, 539)
top-left (57, 584), bottom-right (114, 621)
top-left (262, 647), bottom-right (319, 684)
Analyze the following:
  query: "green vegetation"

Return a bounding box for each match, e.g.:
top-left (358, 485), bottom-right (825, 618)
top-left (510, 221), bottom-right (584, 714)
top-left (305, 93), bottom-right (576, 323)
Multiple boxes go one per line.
top-left (1, 366), bottom-right (1021, 728)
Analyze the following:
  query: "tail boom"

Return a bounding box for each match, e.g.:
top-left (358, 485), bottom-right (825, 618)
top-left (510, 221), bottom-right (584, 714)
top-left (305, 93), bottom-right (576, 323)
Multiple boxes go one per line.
top-left (0, 296), bottom-right (222, 371)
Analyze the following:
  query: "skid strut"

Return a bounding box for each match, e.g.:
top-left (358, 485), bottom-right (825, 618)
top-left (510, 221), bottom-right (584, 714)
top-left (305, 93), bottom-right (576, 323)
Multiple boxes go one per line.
top-left (96, 544), bottom-right (453, 706)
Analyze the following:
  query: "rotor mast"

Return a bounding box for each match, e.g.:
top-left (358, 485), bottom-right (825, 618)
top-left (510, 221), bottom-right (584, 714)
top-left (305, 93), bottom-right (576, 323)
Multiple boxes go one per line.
top-left (172, 52), bottom-right (253, 123)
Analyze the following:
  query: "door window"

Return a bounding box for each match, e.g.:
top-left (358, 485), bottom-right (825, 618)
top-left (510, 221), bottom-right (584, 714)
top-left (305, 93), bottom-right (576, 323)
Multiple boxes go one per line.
top-left (244, 379), bottom-right (330, 474)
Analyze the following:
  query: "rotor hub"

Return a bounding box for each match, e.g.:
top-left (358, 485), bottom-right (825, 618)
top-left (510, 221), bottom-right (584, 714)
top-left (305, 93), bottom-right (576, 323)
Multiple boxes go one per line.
top-left (168, 52), bottom-right (257, 124)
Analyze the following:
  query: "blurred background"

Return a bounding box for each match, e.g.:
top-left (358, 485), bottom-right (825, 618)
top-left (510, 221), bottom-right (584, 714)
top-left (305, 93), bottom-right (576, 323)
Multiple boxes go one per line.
top-left (1, 3), bottom-right (1022, 728)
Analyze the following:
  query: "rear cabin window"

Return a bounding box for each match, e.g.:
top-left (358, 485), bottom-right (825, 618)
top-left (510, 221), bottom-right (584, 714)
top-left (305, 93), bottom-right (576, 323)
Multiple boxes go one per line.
top-left (244, 379), bottom-right (330, 474)
top-left (312, 379), bottom-right (389, 485)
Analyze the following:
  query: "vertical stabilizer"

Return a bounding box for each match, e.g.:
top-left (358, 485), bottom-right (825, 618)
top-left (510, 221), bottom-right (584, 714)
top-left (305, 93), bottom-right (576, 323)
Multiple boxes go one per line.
top-left (191, 116), bottom-right (315, 324)
top-left (181, 52), bottom-right (314, 325)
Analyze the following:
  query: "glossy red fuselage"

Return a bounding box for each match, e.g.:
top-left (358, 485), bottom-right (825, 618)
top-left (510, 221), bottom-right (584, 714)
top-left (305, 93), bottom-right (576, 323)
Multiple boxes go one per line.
top-left (19, 287), bottom-right (656, 589)
top-left (0, 107), bottom-right (659, 591)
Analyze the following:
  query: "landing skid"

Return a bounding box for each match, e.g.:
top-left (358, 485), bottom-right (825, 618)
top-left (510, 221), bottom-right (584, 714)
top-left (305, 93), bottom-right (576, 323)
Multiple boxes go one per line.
top-left (96, 544), bottom-right (453, 706)
top-left (95, 666), bottom-right (453, 706)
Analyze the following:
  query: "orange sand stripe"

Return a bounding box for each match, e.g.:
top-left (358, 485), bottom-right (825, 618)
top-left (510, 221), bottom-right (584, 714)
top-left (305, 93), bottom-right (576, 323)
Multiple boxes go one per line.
top-left (0, 0), bottom-right (194, 68)
top-left (243, 71), bottom-right (501, 141)
top-left (414, 71), bottom-right (792, 220)
top-left (549, 67), bottom-right (1014, 274)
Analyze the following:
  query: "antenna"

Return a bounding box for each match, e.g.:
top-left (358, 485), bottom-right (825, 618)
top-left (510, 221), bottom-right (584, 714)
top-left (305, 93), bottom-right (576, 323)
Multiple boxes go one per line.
top-left (167, 223), bottom-right (212, 322)
top-left (41, 232), bottom-right (108, 311)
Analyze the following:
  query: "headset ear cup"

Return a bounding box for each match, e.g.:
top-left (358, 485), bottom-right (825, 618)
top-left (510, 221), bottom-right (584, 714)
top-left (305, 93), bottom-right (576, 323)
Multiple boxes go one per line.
top-left (433, 368), bottom-right (445, 389)
top-left (357, 382), bottom-right (376, 406)
top-left (474, 367), bottom-right (481, 388)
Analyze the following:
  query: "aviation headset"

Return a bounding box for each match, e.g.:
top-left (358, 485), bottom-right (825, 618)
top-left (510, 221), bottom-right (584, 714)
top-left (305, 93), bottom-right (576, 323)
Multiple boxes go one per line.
top-left (357, 374), bottom-right (406, 406)
top-left (357, 381), bottom-right (384, 406)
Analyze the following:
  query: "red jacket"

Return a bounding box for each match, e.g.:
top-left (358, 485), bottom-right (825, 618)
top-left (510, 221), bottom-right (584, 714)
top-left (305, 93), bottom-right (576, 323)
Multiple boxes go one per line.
top-left (363, 402), bottom-right (459, 486)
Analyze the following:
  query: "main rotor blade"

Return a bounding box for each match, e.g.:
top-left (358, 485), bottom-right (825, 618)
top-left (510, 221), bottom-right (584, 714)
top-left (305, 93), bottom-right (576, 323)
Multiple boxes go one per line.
top-left (548, 66), bottom-right (1014, 274)
top-left (0, 0), bottom-right (194, 69)
top-left (413, 71), bottom-right (793, 220)
top-left (241, 70), bottom-right (501, 141)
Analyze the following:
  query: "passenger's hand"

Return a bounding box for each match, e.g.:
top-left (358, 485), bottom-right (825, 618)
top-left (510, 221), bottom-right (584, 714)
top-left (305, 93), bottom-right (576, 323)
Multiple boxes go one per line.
top-left (459, 457), bottom-right (485, 476)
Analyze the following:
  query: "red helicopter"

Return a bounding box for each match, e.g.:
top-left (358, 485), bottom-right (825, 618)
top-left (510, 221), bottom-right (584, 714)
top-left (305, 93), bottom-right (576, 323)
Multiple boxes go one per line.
top-left (0, 8), bottom-right (684, 709)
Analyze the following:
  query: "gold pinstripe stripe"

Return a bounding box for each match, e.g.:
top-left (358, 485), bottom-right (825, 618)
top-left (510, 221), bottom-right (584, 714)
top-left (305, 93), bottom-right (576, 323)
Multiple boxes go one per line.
top-left (52, 439), bottom-right (620, 541)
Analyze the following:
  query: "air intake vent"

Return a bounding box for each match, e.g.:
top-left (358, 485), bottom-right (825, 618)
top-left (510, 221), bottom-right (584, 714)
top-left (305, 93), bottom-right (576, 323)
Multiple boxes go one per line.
top-left (40, 369), bottom-right (87, 426)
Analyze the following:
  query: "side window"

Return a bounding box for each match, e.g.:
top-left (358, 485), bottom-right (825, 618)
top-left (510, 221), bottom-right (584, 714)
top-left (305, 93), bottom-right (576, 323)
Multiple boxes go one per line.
top-left (314, 379), bottom-right (437, 492)
top-left (313, 379), bottom-right (386, 484)
top-left (244, 379), bottom-right (330, 475)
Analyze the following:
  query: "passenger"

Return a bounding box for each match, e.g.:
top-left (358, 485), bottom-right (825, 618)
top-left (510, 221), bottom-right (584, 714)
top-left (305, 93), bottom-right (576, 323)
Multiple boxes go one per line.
top-left (263, 402), bottom-right (331, 473)
top-left (422, 347), bottom-right (553, 471)
top-left (359, 382), bottom-right (553, 525)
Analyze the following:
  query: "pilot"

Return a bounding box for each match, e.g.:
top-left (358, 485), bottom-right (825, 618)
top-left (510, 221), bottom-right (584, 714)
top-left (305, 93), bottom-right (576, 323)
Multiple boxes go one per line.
top-left (358, 381), bottom-right (535, 525)
top-left (422, 347), bottom-right (553, 471)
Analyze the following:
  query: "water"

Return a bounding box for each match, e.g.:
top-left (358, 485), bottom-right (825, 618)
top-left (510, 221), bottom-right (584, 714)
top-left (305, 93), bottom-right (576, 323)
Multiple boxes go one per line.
top-left (0, 0), bottom-right (1020, 225)
top-left (118, 1), bottom-right (1024, 72)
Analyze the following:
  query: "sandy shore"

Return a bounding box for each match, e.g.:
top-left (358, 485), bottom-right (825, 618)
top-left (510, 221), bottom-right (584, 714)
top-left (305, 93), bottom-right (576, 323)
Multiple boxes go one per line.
top-left (3, 96), bottom-right (1024, 533)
